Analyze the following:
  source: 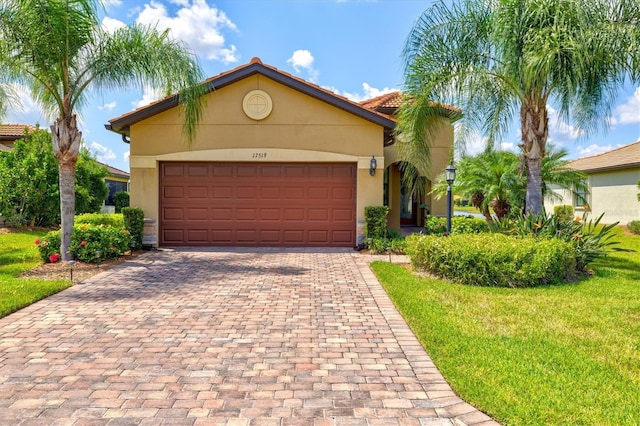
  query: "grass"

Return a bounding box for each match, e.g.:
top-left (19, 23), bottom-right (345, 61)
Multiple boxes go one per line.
top-left (372, 229), bottom-right (640, 425)
top-left (0, 230), bottom-right (71, 318)
top-left (454, 205), bottom-right (481, 214)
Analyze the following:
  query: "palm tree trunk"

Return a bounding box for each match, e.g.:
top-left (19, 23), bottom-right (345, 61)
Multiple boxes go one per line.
top-left (51, 116), bottom-right (82, 261)
top-left (520, 96), bottom-right (548, 215)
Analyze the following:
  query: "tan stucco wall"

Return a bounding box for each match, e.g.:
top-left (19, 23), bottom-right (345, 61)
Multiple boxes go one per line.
top-left (128, 74), bottom-right (385, 245)
top-left (383, 120), bottom-right (454, 220)
top-left (545, 168), bottom-right (640, 225)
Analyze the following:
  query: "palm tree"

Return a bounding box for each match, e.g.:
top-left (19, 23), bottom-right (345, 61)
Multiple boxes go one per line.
top-left (433, 147), bottom-right (588, 221)
top-left (399, 0), bottom-right (640, 215)
top-left (0, 0), bottom-right (206, 260)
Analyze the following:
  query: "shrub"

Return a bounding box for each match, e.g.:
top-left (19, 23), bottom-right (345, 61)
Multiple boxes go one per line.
top-left (71, 224), bottom-right (131, 263)
top-left (554, 205), bottom-right (574, 222)
top-left (424, 215), bottom-right (489, 235)
top-left (365, 206), bottom-right (389, 240)
top-left (628, 221), bottom-right (640, 235)
top-left (35, 225), bottom-right (131, 263)
top-left (499, 211), bottom-right (628, 271)
top-left (75, 213), bottom-right (124, 229)
top-left (405, 233), bottom-right (577, 287)
top-left (35, 232), bottom-right (61, 263)
top-left (122, 207), bottom-right (144, 249)
top-left (114, 191), bottom-right (130, 213)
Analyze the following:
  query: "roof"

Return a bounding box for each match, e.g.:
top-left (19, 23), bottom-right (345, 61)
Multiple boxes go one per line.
top-left (106, 57), bottom-right (396, 137)
top-left (0, 124), bottom-right (36, 141)
top-left (569, 140), bottom-right (640, 173)
top-left (97, 161), bottom-right (130, 179)
top-left (359, 91), bottom-right (461, 120)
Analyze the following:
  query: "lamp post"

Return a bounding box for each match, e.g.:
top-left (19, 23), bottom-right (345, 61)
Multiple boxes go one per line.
top-left (445, 162), bottom-right (457, 235)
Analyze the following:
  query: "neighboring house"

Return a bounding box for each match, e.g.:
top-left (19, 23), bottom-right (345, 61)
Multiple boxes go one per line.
top-left (106, 57), bottom-right (458, 248)
top-left (100, 162), bottom-right (130, 213)
top-left (0, 124), bottom-right (36, 150)
top-left (545, 140), bottom-right (640, 225)
top-left (1, 123), bottom-right (129, 211)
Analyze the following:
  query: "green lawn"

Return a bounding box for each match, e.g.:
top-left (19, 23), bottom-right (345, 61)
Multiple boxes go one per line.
top-left (0, 230), bottom-right (71, 318)
top-left (372, 229), bottom-right (640, 425)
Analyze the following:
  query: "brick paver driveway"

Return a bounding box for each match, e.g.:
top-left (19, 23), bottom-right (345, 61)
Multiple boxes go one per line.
top-left (0, 248), bottom-right (497, 425)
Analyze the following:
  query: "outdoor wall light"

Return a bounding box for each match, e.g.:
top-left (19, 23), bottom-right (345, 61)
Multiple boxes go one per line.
top-left (369, 156), bottom-right (377, 176)
top-left (445, 161), bottom-right (457, 234)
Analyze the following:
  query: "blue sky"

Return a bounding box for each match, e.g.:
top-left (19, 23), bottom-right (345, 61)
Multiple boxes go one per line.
top-left (5, 0), bottom-right (640, 173)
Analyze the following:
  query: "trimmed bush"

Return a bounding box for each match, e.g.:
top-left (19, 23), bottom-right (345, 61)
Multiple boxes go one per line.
top-left (628, 221), bottom-right (640, 235)
top-left (424, 215), bottom-right (489, 235)
top-left (554, 205), bottom-right (574, 222)
top-left (35, 225), bottom-right (130, 263)
top-left (70, 224), bottom-right (131, 262)
top-left (122, 207), bottom-right (144, 249)
top-left (75, 213), bottom-right (124, 229)
top-left (365, 206), bottom-right (389, 239)
top-left (114, 191), bottom-right (130, 213)
top-left (405, 233), bottom-right (577, 287)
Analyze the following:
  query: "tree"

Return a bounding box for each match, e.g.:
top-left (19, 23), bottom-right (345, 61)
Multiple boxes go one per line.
top-left (433, 147), bottom-right (588, 221)
top-left (0, 128), bottom-right (108, 226)
top-left (399, 0), bottom-right (640, 216)
top-left (0, 0), bottom-right (205, 260)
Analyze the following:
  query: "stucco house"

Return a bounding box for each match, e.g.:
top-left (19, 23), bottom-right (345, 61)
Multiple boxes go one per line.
top-left (106, 58), bottom-right (458, 247)
top-left (545, 140), bottom-right (640, 225)
top-left (0, 124), bottom-right (36, 150)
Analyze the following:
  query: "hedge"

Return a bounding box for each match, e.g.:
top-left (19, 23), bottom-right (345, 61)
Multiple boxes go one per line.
top-left (405, 233), bottom-right (577, 288)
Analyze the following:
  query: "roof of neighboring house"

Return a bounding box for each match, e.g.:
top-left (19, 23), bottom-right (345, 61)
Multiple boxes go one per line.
top-left (0, 124), bottom-right (36, 141)
top-left (97, 161), bottom-right (129, 179)
top-left (359, 91), bottom-right (462, 120)
top-left (106, 57), bottom-right (397, 137)
top-left (569, 140), bottom-right (640, 173)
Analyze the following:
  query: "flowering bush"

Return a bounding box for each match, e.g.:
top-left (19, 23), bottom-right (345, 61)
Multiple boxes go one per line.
top-left (35, 231), bottom-right (61, 263)
top-left (35, 224), bottom-right (131, 263)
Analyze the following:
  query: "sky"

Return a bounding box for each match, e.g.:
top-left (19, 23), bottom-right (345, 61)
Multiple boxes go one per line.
top-left (5, 0), bottom-right (640, 173)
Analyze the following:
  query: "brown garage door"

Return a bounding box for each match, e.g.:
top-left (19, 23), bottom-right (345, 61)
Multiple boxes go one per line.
top-left (159, 162), bottom-right (356, 246)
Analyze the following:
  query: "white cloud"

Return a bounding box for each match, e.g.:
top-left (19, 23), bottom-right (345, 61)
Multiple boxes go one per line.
top-left (547, 106), bottom-right (585, 140)
top-left (615, 87), bottom-right (640, 124)
top-left (101, 16), bottom-right (126, 34)
top-left (135, 0), bottom-right (238, 62)
top-left (578, 143), bottom-right (623, 157)
top-left (124, 151), bottom-right (130, 163)
top-left (133, 86), bottom-right (164, 108)
top-left (499, 142), bottom-right (518, 152)
top-left (90, 141), bottom-right (117, 163)
top-left (98, 101), bottom-right (117, 111)
top-left (287, 50), bottom-right (319, 82)
top-left (103, 0), bottom-right (122, 7)
top-left (327, 82), bottom-right (395, 102)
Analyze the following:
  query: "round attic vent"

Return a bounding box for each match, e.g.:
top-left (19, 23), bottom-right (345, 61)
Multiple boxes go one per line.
top-left (242, 90), bottom-right (273, 120)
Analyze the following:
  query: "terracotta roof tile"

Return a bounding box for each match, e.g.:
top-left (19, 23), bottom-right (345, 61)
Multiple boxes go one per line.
top-left (569, 140), bottom-right (640, 172)
top-left (360, 91), bottom-right (404, 110)
top-left (0, 124), bottom-right (36, 140)
top-left (359, 91), bottom-right (461, 119)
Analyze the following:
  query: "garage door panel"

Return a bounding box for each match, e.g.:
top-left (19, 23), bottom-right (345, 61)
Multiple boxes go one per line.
top-left (283, 208), bottom-right (304, 221)
top-left (236, 187), bottom-right (258, 199)
top-left (187, 229), bottom-right (208, 243)
top-left (235, 208), bottom-right (257, 220)
top-left (163, 186), bottom-right (185, 199)
top-left (163, 207), bottom-right (184, 221)
top-left (308, 230), bottom-right (330, 244)
top-left (187, 164), bottom-right (209, 177)
top-left (160, 162), bottom-right (355, 246)
top-left (187, 208), bottom-right (208, 221)
top-left (212, 187), bottom-right (233, 199)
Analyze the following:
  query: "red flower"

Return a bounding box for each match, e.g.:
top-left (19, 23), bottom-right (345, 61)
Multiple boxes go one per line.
top-left (80, 240), bottom-right (87, 247)
top-left (49, 253), bottom-right (60, 263)
top-left (34, 239), bottom-right (41, 245)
